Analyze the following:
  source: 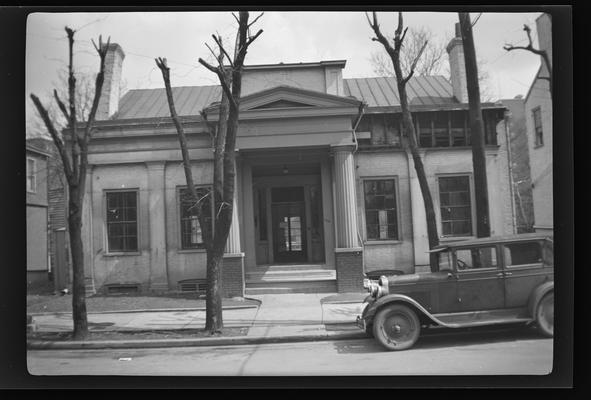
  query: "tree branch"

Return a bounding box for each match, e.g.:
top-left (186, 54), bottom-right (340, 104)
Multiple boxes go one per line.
top-left (248, 12), bottom-right (264, 28)
top-left (30, 94), bottom-right (74, 183)
top-left (403, 39), bottom-right (428, 84)
top-left (198, 57), bottom-right (237, 109)
top-left (53, 89), bottom-right (70, 121)
top-left (211, 35), bottom-right (234, 68)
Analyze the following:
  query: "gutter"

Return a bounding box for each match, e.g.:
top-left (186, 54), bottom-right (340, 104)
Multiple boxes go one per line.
top-left (351, 102), bottom-right (367, 274)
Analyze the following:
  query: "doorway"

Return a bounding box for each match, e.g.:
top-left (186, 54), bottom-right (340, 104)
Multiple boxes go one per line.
top-left (271, 187), bottom-right (307, 263)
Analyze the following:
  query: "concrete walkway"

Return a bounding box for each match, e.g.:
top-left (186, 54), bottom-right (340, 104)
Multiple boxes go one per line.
top-left (28, 293), bottom-right (369, 349)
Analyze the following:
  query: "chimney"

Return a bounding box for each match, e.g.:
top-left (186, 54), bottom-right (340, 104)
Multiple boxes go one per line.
top-left (446, 23), bottom-right (468, 103)
top-left (96, 43), bottom-right (125, 120)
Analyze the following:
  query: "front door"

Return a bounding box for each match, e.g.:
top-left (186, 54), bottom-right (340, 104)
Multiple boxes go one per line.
top-left (271, 187), bottom-right (307, 263)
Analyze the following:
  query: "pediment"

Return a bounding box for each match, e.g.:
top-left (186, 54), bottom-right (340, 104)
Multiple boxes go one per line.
top-left (204, 85), bottom-right (361, 117)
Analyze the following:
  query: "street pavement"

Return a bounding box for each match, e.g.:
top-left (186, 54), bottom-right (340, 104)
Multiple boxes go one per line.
top-left (28, 293), bottom-right (370, 349)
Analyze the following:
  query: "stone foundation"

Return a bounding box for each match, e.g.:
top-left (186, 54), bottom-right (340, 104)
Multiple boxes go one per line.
top-left (335, 247), bottom-right (364, 293)
top-left (222, 253), bottom-right (245, 298)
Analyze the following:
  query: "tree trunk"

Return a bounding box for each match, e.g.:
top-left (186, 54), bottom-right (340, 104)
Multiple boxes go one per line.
top-left (459, 13), bottom-right (491, 238)
top-left (67, 186), bottom-right (88, 340)
top-left (205, 246), bottom-right (224, 333)
top-left (401, 106), bottom-right (440, 271)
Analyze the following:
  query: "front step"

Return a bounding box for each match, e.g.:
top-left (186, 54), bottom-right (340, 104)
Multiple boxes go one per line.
top-left (245, 265), bottom-right (337, 295)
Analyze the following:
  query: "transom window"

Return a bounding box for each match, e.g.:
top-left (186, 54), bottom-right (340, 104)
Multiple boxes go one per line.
top-left (439, 175), bottom-right (473, 237)
top-left (533, 107), bottom-right (544, 147)
top-left (26, 158), bottom-right (36, 193)
top-left (179, 187), bottom-right (212, 249)
top-left (364, 179), bottom-right (399, 240)
top-left (455, 246), bottom-right (498, 270)
top-left (106, 191), bottom-right (138, 252)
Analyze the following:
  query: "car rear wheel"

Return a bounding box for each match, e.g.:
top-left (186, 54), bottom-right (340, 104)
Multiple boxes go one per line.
top-left (373, 304), bottom-right (420, 351)
top-left (536, 292), bottom-right (554, 337)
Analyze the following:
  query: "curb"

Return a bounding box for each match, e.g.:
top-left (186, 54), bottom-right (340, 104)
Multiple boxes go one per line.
top-left (28, 304), bottom-right (259, 317)
top-left (27, 331), bottom-right (368, 350)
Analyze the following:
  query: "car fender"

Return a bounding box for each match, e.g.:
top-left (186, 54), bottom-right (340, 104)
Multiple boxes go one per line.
top-left (528, 280), bottom-right (554, 318)
top-left (362, 294), bottom-right (442, 327)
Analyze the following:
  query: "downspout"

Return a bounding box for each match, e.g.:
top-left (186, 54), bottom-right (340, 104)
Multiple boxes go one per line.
top-left (504, 111), bottom-right (517, 234)
top-left (352, 102), bottom-right (366, 273)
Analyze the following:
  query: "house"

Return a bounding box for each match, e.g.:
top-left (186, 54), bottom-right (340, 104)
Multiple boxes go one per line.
top-left (524, 13), bottom-right (553, 234)
top-left (26, 141), bottom-right (50, 288)
top-left (75, 29), bottom-right (514, 297)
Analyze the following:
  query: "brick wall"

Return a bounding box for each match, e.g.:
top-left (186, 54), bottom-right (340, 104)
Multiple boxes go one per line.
top-left (222, 254), bottom-right (245, 298)
top-left (335, 249), bottom-right (364, 293)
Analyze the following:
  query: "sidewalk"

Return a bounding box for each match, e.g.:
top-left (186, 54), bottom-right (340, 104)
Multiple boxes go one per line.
top-left (27, 293), bottom-right (369, 349)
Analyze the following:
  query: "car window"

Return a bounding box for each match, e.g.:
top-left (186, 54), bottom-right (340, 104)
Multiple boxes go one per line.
top-left (437, 251), bottom-right (453, 271)
top-left (455, 246), bottom-right (497, 271)
top-left (503, 241), bottom-right (543, 267)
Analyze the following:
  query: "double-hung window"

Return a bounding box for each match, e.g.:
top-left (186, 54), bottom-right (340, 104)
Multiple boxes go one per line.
top-left (364, 179), bottom-right (399, 240)
top-left (439, 175), bottom-right (473, 237)
top-left (26, 158), bottom-right (36, 193)
top-left (106, 191), bottom-right (138, 252)
top-left (179, 187), bottom-right (212, 249)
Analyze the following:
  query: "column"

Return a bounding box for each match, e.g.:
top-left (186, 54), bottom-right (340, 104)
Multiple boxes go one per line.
top-left (82, 165), bottom-right (96, 295)
top-left (407, 151), bottom-right (430, 269)
top-left (223, 160), bottom-right (245, 298)
top-left (146, 162), bottom-right (169, 291)
top-left (332, 144), bottom-right (363, 293)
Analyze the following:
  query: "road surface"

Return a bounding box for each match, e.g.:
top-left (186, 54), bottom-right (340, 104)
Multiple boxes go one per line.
top-left (27, 326), bottom-right (553, 376)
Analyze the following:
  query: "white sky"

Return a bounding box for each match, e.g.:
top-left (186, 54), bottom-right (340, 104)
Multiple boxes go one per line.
top-left (26, 11), bottom-right (546, 129)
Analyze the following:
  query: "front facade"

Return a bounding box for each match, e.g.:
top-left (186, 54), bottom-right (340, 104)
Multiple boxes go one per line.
top-left (26, 143), bottom-right (50, 286)
top-left (525, 13), bottom-right (553, 233)
top-left (76, 33), bottom-right (515, 296)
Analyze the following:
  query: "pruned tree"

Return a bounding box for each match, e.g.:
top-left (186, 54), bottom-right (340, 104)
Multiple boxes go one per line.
top-left (367, 12), bottom-right (440, 272)
top-left (30, 27), bottom-right (110, 340)
top-left (459, 12), bottom-right (490, 238)
top-left (155, 11), bottom-right (263, 334)
top-left (503, 22), bottom-right (552, 98)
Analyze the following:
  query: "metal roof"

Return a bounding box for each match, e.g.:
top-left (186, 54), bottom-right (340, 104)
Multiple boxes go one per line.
top-left (114, 76), bottom-right (457, 120)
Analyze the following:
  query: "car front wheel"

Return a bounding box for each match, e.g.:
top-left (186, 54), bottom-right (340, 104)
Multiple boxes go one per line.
top-left (373, 304), bottom-right (420, 351)
top-left (536, 291), bottom-right (554, 337)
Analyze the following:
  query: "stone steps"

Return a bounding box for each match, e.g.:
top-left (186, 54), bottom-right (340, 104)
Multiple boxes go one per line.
top-left (244, 264), bottom-right (337, 295)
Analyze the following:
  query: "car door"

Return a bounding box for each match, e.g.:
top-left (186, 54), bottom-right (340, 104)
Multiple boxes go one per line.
top-left (454, 245), bottom-right (505, 312)
top-left (502, 240), bottom-right (552, 309)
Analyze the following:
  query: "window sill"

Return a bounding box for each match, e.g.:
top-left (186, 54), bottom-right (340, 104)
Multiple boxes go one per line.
top-left (178, 248), bottom-right (207, 254)
top-left (364, 239), bottom-right (404, 246)
top-left (103, 251), bottom-right (142, 257)
top-left (534, 144), bottom-right (544, 149)
top-left (439, 236), bottom-right (475, 243)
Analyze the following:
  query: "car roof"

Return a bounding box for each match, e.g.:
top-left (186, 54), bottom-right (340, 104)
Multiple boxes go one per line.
top-left (431, 233), bottom-right (553, 250)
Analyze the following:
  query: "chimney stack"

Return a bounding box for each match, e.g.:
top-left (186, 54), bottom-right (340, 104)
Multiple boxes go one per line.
top-left (96, 43), bottom-right (125, 120)
top-left (535, 13), bottom-right (552, 70)
top-left (446, 23), bottom-right (468, 103)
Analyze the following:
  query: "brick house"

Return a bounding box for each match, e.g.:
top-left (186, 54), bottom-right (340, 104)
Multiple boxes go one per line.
top-left (73, 31), bottom-right (518, 297)
top-left (524, 13), bottom-right (553, 233)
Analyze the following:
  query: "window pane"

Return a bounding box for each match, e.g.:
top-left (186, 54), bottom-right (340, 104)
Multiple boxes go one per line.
top-left (106, 191), bottom-right (138, 252)
top-left (364, 179), bottom-right (398, 240)
top-left (504, 242), bottom-right (542, 266)
top-left (439, 176), bottom-right (472, 237)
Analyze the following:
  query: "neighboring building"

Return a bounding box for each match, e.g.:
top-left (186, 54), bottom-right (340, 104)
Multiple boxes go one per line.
top-left (524, 13), bottom-right (553, 233)
top-left (500, 96), bottom-right (535, 233)
top-left (74, 32), bottom-right (514, 297)
top-left (26, 141), bottom-right (50, 287)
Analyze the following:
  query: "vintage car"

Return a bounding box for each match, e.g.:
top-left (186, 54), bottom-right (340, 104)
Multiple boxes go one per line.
top-left (357, 233), bottom-right (554, 351)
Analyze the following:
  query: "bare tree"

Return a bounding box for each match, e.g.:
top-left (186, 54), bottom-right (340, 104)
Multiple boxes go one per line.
top-left (503, 22), bottom-right (552, 98)
top-left (367, 12), bottom-right (440, 272)
top-left (30, 28), bottom-right (109, 340)
top-left (459, 12), bottom-right (491, 238)
top-left (369, 25), bottom-right (495, 101)
top-left (370, 26), bottom-right (446, 77)
top-left (155, 11), bottom-right (263, 334)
